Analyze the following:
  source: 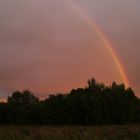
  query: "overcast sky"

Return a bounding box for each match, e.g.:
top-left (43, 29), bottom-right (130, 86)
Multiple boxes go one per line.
top-left (0, 0), bottom-right (139, 98)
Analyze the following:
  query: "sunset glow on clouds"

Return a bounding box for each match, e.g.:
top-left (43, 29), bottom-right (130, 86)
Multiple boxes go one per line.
top-left (0, 0), bottom-right (139, 98)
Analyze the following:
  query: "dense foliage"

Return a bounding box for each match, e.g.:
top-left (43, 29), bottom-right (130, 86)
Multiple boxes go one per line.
top-left (0, 78), bottom-right (139, 125)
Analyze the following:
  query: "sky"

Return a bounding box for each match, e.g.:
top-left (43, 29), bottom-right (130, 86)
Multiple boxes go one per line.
top-left (0, 0), bottom-right (139, 99)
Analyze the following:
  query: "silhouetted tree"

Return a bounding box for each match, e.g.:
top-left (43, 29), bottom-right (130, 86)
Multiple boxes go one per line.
top-left (8, 90), bottom-right (39, 105)
top-left (0, 78), bottom-right (139, 125)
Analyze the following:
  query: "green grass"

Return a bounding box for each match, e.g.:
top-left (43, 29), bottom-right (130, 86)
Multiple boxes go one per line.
top-left (0, 125), bottom-right (140, 140)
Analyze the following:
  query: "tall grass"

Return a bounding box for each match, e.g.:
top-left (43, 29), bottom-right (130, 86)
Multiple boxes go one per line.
top-left (0, 125), bottom-right (140, 140)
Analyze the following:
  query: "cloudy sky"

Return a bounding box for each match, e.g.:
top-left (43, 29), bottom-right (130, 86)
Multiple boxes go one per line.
top-left (0, 0), bottom-right (139, 98)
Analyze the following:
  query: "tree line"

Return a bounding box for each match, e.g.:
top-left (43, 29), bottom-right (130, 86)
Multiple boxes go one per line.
top-left (0, 78), bottom-right (140, 125)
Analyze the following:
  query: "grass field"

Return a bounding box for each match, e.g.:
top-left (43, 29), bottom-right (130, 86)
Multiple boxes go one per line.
top-left (0, 125), bottom-right (140, 140)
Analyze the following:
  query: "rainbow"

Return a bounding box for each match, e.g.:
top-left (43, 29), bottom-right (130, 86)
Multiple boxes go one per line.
top-left (65, 0), bottom-right (129, 87)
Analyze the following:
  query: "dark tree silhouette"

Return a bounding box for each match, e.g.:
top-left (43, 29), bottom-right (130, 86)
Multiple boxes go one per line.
top-left (8, 90), bottom-right (39, 105)
top-left (0, 78), bottom-right (139, 125)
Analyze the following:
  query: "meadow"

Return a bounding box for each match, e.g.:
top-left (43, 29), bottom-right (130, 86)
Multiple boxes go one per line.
top-left (0, 125), bottom-right (140, 140)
